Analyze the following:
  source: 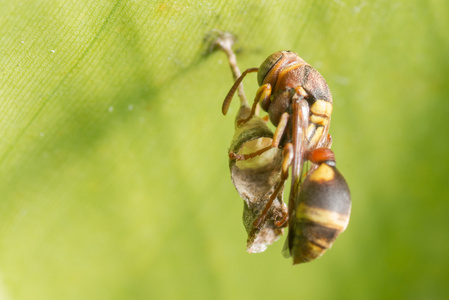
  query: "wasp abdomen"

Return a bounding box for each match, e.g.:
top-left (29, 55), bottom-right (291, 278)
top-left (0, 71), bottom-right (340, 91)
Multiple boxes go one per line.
top-left (291, 163), bottom-right (351, 264)
top-left (291, 220), bottom-right (341, 264)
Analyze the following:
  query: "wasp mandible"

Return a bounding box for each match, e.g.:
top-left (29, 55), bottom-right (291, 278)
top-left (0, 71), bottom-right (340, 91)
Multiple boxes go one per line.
top-left (222, 51), bottom-right (351, 264)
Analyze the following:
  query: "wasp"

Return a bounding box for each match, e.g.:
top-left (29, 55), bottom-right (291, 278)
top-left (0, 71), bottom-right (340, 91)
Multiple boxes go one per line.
top-left (222, 51), bottom-right (351, 264)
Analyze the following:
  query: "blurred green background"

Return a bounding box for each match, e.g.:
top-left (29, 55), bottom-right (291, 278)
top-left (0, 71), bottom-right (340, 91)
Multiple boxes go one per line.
top-left (1, 0), bottom-right (448, 299)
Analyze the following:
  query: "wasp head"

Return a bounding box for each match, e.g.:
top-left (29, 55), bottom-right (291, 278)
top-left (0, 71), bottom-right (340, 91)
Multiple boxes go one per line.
top-left (257, 51), bottom-right (300, 86)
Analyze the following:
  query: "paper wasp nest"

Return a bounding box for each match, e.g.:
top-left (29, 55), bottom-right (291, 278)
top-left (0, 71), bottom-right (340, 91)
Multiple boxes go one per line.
top-left (228, 106), bottom-right (287, 253)
top-left (205, 30), bottom-right (287, 253)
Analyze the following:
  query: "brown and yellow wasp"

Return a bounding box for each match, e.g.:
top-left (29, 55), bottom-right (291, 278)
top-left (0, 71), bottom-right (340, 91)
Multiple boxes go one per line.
top-left (222, 51), bottom-right (351, 264)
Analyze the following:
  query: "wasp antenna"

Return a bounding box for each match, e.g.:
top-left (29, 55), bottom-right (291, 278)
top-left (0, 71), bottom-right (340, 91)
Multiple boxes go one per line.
top-left (222, 68), bottom-right (258, 115)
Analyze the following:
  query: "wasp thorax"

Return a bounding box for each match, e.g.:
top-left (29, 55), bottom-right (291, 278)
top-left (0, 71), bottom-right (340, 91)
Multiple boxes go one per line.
top-left (266, 89), bottom-right (293, 126)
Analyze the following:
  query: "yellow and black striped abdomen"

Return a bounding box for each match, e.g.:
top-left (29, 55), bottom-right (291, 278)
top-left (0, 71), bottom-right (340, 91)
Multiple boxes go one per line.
top-left (291, 163), bottom-right (351, 265)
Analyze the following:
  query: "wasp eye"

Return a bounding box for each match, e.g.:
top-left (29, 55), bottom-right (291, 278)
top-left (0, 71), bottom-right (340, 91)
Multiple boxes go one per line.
top-left (257, 52), bottom-right (284, 86)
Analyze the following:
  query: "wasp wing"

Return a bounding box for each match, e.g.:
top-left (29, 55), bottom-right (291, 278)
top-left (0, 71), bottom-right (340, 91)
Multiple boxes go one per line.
top-left (282, 96), bottom-right (310, 258)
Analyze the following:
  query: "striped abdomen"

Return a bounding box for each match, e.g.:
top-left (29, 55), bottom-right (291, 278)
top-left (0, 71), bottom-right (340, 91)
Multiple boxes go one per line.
top-left (290, 161), bottom-right (351, 265)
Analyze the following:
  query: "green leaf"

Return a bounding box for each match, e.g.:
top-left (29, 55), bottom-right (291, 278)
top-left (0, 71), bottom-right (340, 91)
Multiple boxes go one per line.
top-left (1, 0), bottom-right (448, 299)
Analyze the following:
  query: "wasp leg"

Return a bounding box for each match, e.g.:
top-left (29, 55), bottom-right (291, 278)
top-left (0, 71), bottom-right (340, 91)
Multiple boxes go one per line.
top-left (252, 143), bottom-right (294, 229)
top-left (229, 112), bottom-right (289, 161)
top-left (236, 83), bottom-right (272, 127)
top-left (222, 67), bottom-right (259, 115)
top-left (324, 133), bottom-right (333, 149)
top-left (274, 142), bottom-right (295, 227)
top-left (274, 208), bottom-right (289, 228)
top-left (294, 86), bottom-right (308, 98)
